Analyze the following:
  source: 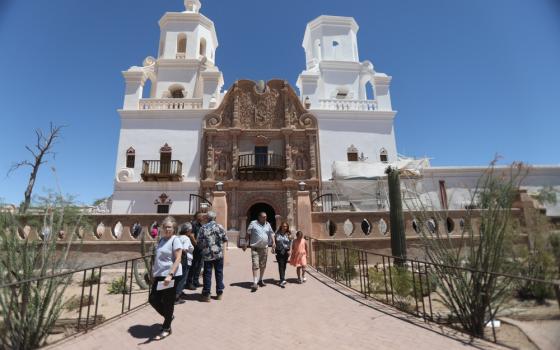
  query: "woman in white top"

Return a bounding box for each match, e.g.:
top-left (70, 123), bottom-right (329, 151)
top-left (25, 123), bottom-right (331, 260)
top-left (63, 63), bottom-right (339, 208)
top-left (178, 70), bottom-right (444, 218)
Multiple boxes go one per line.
top-left (149, 216), bottom-right (182, 340)
top-left (175, 222), bottom-right (195, 303)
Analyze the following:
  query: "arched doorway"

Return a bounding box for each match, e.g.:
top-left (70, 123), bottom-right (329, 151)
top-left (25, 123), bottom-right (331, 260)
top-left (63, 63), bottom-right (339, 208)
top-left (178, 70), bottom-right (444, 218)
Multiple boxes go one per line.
top-left (247, 202), bottom-right (276, 231)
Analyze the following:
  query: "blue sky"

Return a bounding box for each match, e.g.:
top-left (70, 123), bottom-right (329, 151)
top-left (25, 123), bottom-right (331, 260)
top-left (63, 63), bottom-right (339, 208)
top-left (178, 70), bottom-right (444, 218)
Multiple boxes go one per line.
top-left (1, 0), bottom-right (559, 206)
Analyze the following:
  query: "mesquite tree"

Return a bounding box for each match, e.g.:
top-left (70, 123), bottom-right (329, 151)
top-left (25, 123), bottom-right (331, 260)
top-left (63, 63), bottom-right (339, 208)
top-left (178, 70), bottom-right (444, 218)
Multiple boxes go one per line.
top-left (386, 166), bottom-right (407, 265)
top-left (8, 123), bottom-right (64, 214)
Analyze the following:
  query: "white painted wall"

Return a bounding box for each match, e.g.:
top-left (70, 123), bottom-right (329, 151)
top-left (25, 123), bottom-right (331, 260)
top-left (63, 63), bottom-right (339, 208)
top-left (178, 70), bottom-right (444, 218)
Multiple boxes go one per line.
top-left (312, 110), bottom-right (398, 182)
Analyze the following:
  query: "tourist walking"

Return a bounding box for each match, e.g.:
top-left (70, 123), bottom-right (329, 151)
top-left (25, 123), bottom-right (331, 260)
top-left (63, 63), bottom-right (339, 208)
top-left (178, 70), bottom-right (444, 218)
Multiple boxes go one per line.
top-left (175, 222), bottom-right (195, 304)
top-left (289, 230), bottom-right (308, 283)
top-left (243, 211), bottom-right (275, 292)
top-left (274, 222), bottom-right (292, 288)
top-left (149, 216), bottom-right (183, 340)
top-left (186, 212), bottom-right (204, 290)
top-left (150, 221), bottom-right (159, 239)
top-left (198, 211), bottom-right (228, 302)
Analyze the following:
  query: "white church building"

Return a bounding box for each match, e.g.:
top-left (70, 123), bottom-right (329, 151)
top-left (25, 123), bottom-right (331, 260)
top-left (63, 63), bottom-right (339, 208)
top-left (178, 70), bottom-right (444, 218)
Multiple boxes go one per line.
top-left (110, 0), bottom-right (560, 230)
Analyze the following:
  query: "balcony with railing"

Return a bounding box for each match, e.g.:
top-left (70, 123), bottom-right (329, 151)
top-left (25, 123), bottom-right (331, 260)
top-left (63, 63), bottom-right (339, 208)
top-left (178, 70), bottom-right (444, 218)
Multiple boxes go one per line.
top-left (318, 99), bottom-right (377, 111)
top-left (141, 160), bottom-right (183, 181)
top-left (139, 98), bottom-right (203, 110)
top-left (237, 153), bottom-right (285, 181)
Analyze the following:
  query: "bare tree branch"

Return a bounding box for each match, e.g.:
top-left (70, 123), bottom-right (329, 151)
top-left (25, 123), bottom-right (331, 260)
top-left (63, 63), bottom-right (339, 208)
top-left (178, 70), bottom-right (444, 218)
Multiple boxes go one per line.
top-left (7, 123), bottom-right (66, 214)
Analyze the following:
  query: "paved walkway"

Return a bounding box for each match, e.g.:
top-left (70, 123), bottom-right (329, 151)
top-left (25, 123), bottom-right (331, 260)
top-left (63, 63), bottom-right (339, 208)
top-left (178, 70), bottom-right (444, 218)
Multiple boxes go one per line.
top-left (50, 249), bottom-right (501, 350)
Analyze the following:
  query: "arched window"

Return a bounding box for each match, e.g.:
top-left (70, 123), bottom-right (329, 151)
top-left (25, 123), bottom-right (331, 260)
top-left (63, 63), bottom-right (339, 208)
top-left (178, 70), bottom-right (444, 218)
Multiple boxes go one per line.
top-left (380, 148), bottom-right (388, 163)
top-left (142, 78), bottom-right (152, 99)
top-left (199, 38), bottom-right (207, 57)
top-left (177, 33), bottom-right (187, 56)
top-left (335, 87), bottom-right (349, 100)
top-left (168, 84), bottom-right (185, 99)
top-left (347, 145), bottom-right (358, 162)
top-left (126, 147), bottom-right (135, 168)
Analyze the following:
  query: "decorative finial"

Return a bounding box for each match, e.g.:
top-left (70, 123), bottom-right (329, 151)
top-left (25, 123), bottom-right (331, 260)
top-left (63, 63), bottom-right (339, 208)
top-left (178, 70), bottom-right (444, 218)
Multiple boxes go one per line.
top-left (184, 0), bottom-right (201, 13)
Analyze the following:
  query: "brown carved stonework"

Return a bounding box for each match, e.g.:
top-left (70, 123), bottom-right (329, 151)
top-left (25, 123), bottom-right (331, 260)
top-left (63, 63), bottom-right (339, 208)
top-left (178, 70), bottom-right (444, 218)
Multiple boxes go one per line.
top-left (204, 80), bottom-right (317, 130)
top-left (160, 143), bottom-right (172, 153)
top-left (201, 80), bottom-right (321, 231)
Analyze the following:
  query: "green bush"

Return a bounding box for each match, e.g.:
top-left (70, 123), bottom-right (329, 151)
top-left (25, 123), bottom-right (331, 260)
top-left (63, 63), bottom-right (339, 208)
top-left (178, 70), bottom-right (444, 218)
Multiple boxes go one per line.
top-left (368, 266), bottom-right (436, 299)
top-left (81, 272), bottom-right (100, 287)
top-left (64, 295), bottom-right (94, 311)
top-left (107, 276), bottom-right (129, 295)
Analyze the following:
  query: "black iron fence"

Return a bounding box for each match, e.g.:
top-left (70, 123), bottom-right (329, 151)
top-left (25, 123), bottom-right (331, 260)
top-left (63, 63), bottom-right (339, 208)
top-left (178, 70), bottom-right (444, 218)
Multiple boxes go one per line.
top-left (238, 153), bottom-right (284, 170)
top-left (311, 193), bottom-right (334, 212)
top-left (0, 254), bottom-right (154, 346)
top-left (189, 194), bottom-right (212, 214)
top-left (306, 238), bottom-right (560, 344)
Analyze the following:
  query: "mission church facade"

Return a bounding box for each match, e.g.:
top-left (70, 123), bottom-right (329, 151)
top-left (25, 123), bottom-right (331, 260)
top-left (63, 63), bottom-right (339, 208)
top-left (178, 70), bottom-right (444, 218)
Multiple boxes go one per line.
top-left (110, 0), bottom-right (560, 231)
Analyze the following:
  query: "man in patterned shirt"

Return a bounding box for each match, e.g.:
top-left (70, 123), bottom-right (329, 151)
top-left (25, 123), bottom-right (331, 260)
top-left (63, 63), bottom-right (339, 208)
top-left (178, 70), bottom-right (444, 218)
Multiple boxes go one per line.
top-left (198, 211), bottom-right (228, 302)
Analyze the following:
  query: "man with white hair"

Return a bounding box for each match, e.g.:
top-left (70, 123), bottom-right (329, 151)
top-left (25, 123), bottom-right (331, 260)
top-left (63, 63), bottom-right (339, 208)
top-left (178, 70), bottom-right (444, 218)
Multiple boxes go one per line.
top-left (198, 210), bottom-right (228, 302)
top-left (244, 211), bottom-right (275, 292)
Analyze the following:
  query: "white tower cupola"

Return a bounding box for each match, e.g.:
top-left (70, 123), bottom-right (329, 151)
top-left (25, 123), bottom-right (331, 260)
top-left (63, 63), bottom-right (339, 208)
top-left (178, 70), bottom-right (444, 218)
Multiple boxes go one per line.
top-left (120, 0), bottom-right (223, 110)
top-left (297, 15), bottom-right (392, 112)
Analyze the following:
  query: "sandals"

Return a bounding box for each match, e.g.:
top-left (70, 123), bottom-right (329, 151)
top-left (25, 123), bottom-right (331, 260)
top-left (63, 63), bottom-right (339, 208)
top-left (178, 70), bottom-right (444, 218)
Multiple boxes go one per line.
top-left (154, 329), bottom-right (172, 340)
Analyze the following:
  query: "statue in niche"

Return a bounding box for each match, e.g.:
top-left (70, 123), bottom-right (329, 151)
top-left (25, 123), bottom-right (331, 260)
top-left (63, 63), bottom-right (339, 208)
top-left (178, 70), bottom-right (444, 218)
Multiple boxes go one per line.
top-left (256, 80), bottom-right (266, 93)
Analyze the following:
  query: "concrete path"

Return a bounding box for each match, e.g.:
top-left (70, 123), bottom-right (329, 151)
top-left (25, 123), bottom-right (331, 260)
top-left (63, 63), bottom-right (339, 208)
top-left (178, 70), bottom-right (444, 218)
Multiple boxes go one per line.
top-left (49, 249), bottom-right (502, 350)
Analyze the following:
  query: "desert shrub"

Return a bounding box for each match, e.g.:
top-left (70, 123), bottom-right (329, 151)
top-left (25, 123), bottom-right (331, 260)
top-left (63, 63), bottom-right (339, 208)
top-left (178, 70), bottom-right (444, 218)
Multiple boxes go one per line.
top-left (64, 295), bottom-right (94, 311)
top-left (81, 272), bottom-right (100, 287)
top-left (0, 195), bottom-right (82, 349)
top-left (107, 276), bottom-right (129, 295)
top-left (404, 161), bottom-right (525, 337)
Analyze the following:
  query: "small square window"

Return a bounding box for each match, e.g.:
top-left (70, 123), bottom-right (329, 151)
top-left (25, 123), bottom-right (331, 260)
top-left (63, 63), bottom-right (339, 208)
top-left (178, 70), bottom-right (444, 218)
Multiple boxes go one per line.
top-left (157, 205), bottom-right (169, 214)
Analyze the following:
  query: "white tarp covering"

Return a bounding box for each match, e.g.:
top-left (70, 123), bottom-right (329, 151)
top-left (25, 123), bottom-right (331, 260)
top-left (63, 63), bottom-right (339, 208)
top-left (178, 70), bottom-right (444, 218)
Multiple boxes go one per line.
top-left (332, 157), bottom-right (430, 180)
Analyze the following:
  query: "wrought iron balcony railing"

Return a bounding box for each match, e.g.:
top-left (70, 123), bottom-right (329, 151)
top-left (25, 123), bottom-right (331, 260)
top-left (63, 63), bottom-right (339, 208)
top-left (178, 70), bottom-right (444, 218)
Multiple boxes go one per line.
top-left (237, 153), bottom-right (285, 181)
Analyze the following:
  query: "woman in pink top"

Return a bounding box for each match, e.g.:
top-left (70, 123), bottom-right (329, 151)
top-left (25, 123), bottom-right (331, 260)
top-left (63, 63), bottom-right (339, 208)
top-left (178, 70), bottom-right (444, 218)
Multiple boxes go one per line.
top-left (289, 231), bottom-right (308, 283)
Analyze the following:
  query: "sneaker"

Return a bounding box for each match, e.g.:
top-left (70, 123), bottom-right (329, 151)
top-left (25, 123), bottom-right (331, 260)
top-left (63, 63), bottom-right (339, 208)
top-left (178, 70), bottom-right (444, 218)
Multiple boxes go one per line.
top-left (298, 278), bottom-right (302, 284)
top-left (216, 292), bottom-right (223, 300)
top-left (175, 299), bottom-right (186, 305)
top-left (280, 280), bottom-right (287, 288)
top-left (251, 283), bottom-right (258, 292)
top-left (258, 280), bottom-right (266, 287)
top-left (186, 284), bottom-right (197, 291)
top-left (302, 277), bottom-right (307, 283)
top-left (201, 294), bottom-right (211, 302)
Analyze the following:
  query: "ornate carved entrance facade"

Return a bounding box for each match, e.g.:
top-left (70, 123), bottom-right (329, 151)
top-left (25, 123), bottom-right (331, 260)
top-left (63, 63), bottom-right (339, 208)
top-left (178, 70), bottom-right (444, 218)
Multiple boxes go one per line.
top-left (200, 80), bottom-right (320, 231)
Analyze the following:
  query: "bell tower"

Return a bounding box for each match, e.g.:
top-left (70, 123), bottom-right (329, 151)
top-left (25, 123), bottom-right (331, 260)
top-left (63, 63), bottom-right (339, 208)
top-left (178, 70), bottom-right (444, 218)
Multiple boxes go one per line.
top-left (121, 0), bottom-right (223, 110)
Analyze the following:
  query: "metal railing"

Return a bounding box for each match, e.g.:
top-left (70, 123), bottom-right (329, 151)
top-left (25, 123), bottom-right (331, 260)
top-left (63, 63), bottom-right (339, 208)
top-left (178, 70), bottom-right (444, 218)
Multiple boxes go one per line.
top-left (141, 160), bottom-right (183, 181)
top-left (0, 254), bottom-right (154, 346)
top-left (306, 238), bottom-right (560, 344)
top-left (312, 193), bottom-right (334, 212)
top-left (189, 194), bottom-right (213, 214)
top-left (238, 153), bottom-right (285, 170)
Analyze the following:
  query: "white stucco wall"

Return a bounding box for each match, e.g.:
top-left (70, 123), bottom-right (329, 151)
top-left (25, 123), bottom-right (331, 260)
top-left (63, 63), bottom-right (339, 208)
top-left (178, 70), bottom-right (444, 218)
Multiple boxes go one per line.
top-left (420, 166), bottom-right (560, 216)
top-left (312, 110), bottom-right (398, 182)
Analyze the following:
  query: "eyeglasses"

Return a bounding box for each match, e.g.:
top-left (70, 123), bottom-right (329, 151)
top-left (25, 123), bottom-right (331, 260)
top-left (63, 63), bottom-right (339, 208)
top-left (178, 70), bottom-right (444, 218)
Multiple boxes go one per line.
top-left (164, 226), bottom-right (174, 230)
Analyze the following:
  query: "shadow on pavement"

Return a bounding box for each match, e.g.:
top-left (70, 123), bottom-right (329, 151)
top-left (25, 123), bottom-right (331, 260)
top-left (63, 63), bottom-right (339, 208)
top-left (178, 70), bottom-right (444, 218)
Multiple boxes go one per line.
top-left (128, 323), bottom-right (161, 340)
top-left (230, 281), bottom-right (254, 290)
